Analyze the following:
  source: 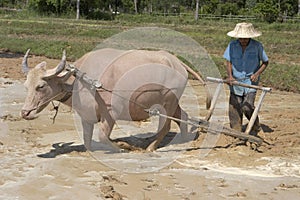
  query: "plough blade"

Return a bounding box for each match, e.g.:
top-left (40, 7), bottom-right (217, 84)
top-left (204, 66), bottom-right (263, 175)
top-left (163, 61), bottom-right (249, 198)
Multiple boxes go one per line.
top-left (189, 118), bottom-right (263, 145)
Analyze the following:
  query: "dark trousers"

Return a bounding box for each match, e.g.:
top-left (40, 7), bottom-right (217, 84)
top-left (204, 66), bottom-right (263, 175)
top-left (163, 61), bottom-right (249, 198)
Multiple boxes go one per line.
top-left (229, 92), bottom-right (260, 132)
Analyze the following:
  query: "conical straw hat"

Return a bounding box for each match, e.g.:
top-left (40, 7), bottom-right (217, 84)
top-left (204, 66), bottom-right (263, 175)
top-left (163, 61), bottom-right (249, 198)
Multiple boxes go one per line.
top-left (227, 22), bottom-right (262, 38)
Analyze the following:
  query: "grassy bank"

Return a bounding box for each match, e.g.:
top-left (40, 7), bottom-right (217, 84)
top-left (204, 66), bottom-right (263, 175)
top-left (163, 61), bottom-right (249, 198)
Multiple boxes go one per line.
top-left (0, 12), bottom-right (299, 92)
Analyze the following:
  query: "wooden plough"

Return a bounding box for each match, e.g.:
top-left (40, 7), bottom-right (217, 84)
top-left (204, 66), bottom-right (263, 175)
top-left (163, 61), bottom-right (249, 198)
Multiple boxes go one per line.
top-left (206, 77), bottom-right (271, 136)
top-left (147, 77), bottom-right (272, 147)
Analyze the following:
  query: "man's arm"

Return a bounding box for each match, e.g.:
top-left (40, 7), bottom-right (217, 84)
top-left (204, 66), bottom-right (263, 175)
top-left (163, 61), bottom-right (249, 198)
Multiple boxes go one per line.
top-left (226, 60), bottom-right (235, 84)
top-left (250, 61), bottom-right (269, 82)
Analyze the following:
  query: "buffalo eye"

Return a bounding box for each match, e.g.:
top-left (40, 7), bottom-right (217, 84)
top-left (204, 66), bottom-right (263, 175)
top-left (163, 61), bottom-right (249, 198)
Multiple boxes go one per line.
top-left (36, 83), bottom-right (46, 91)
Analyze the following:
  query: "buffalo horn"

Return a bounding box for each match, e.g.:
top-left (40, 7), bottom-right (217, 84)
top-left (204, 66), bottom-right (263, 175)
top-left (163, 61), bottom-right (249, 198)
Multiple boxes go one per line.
top-left (22, 49), bottom-right (31, 74)
top-left (43, 50), bottom-right (66, 78)
top-left (55, 50), bottom-right (66, 75)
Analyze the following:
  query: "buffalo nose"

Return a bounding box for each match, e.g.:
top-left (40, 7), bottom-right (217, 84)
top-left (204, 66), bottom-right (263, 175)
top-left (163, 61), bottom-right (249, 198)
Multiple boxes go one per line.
top-left (21, 110), bottom-right (30, 119)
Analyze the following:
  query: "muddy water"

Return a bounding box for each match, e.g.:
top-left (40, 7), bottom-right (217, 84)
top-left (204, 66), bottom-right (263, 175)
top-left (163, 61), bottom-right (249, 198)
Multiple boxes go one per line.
top-left (1, 79), bottom-right (300, 199)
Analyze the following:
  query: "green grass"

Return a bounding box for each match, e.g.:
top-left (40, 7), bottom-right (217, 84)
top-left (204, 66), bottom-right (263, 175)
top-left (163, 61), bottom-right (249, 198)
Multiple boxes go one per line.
top-left (0, 11), bottom-right (299, 92)
top-left (0, 17), bottom-right (121, 59)
top-left (262, 63), bottom-right (300, 92)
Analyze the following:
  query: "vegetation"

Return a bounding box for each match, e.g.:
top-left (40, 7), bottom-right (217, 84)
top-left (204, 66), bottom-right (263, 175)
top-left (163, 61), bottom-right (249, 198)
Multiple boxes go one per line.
top-left (0, 9), bottom-right (299, 92)
top-left (1, 0), bottom-right (299, 23)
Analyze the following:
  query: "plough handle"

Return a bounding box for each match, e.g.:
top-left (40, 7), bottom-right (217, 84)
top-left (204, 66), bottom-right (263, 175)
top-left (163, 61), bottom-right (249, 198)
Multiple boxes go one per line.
top-left (206, 77), bottom-right (272, 92)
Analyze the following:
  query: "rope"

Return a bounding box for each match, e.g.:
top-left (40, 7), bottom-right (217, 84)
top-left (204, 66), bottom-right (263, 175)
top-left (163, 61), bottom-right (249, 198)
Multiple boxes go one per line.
top-left (99, 86), bottom-right (152, 111)
top-left (50, 101), bottom-right (60, 124)
top-left (23, 91), bottom-right (65, 115)
top-left (146, 108), bottom-right (199, 127)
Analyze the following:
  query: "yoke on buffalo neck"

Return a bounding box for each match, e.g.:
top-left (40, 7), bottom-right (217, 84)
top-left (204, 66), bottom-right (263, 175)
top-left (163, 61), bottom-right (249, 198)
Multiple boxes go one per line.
top-left (65, 64), bottom-right (103, 90)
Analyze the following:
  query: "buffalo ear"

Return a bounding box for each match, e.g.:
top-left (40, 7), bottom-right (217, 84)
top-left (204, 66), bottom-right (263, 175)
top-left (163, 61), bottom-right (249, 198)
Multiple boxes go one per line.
top-left (35, 61), bottom-right (47, 70)
top-left (57, 70), bottom-right (74, 82)
top-left (42, 50), bottom-right (66, 79)
top-left (42, 70), bottom-right (73, 82)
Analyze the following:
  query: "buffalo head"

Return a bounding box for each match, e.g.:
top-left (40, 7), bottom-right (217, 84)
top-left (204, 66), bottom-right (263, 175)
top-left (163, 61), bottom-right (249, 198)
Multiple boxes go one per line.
top-left (21, 49), bottom-right (70, 120)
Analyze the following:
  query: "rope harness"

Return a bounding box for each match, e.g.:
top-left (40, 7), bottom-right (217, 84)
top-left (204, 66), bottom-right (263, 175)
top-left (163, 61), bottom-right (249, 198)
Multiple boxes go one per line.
top-left (50, 64), bottom-right (150, 122)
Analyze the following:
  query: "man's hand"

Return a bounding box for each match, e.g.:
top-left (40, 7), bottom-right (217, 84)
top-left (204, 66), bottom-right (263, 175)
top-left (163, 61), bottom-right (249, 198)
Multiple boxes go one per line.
top-left (226, 76), bottom-right (236, 85)
top-left (251, 61), bottom-right (268, 82)
top-left (250, 73), bottom-right (259, 82)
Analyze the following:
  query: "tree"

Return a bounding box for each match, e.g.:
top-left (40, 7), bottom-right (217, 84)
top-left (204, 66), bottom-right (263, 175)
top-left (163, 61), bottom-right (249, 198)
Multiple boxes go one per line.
top-left (0, 0), bottom-right (29, 8)
top-left (76, 0), bottom-right (79, 19)
top-left (215, 2), bottom-right (239, 15)
top-left (201, 0), bottom-right (219, 14)
top-left (195, 0), bottom-right (199, 20)
top-left (279, 0), bottom-right (299, 16)
top-left (134, 0), bottom-right (137, 13)
top-left (245, 0), bottom-right (257, 9)
top-left (5, 0), bottom-right (299, 22)
top-left (254, 0), bottom-right (279, 22)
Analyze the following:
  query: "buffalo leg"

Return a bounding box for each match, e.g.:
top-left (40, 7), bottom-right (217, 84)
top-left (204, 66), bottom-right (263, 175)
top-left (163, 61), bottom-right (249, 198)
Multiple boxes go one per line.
top-left (146, 116), bottom-right (171, 152)
top-left (173, 105), bottom-right (188, 135)
top-left (81, 120), bottom-right (94, 151)
top-left (98, 117), bottom-right (115, 142)
top-left (98, 117), bottom-right (123, 152)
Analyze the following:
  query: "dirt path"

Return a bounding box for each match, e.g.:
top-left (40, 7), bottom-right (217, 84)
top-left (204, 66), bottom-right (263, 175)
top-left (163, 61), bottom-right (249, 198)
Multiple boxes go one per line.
top-left (1, 53), bottom-right (300, 199)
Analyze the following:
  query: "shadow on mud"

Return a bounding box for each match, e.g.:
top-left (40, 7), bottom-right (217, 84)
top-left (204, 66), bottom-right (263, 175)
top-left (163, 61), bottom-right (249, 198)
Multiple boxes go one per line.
top-left (114, 132), bottom-right (180, 149)
top-left (37, 132), bottom-right (199, 158)
top-left (37, 123), bottom-right (274, 158)
top-left (36, 123), bottom-right (273, 158)
top-left (260, 124), bottom-right (274, 133)
top-left (242, 123), bottom-right (274, 133)
top-left (37, 142), bottom-right (87, 158)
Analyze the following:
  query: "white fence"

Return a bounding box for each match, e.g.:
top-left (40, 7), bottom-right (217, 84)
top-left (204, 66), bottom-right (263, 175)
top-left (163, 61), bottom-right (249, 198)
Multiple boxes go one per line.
top-left (150, 12), bottom-right (300, 22)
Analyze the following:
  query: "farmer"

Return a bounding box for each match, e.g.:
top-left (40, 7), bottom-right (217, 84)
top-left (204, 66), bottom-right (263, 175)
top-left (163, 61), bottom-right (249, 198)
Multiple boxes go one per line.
top-left (223, 22), bottom-right (269, 135)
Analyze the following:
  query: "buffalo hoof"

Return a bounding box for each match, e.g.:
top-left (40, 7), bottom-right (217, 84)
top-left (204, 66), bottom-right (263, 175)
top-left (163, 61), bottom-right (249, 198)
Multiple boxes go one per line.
top-left (146, 143), bottom-right (157, 152)
top-left (84, 143), bottom-right (92, 151)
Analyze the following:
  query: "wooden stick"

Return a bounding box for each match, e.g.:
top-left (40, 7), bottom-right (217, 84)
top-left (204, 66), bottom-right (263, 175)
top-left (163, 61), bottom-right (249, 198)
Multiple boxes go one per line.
top-left (204, 82), bottom-right (222, 121)
top-left (146, 109), bottom-right (263, 145)
top-left (245, 90), bottom-right (268, 135)
top-left (206, 77), bottom-right (272, 92)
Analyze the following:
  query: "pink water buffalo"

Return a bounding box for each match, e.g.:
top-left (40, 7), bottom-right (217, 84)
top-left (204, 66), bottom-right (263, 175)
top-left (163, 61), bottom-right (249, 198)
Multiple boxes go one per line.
top-left (21, 48), bottom-right (206, 151)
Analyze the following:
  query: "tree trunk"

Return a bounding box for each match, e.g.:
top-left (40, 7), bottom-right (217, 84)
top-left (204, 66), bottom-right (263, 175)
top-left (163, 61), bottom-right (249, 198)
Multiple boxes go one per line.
top-left (57, 0), bottom-right (61, 15)
top-left (76, 0), bottom-right (80, 20)
top-left (195, 0), bottom-right (199, 21)
top-left (134, 0), bottom-right (138, 14)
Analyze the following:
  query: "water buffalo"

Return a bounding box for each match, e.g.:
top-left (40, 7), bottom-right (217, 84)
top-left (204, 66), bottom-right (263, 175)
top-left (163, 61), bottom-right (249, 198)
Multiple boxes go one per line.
top-left (21, 48), bottom-right (206, 151)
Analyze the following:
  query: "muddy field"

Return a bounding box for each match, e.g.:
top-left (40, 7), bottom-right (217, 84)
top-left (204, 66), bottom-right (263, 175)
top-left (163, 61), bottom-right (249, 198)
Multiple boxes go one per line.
top-left (1, 52), bottom-right (300, 199)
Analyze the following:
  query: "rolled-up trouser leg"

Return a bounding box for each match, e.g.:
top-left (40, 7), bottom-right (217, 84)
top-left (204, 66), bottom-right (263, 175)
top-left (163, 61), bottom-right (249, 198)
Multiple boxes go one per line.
top-left (229, 93), bottom-right (243, 131)
top-left (242, 92), bottom-right (260, 132)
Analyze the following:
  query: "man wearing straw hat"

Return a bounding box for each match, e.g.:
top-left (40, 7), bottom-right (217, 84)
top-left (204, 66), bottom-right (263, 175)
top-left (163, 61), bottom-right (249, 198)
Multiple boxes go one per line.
top-left (223, 22), bottom-right (269, 136)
